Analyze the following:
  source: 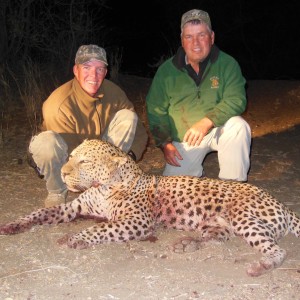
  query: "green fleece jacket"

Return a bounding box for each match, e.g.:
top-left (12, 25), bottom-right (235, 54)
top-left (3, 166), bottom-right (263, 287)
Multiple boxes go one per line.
top-left (42, 78), bottom-right (148, 160)
top-left (146, 45), bottom-right (247, 146)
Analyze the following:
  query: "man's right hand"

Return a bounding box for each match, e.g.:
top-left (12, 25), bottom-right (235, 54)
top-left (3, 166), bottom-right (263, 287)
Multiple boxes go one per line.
top-left (161, 143), bottom-right (183, 167)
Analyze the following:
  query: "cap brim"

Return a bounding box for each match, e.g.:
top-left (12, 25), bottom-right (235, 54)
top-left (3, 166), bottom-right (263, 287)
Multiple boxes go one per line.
top-left (82, 58), bottom-right (108, 65)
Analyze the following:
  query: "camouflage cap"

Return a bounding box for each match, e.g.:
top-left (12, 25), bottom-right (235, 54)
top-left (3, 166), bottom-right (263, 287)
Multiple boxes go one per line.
top-left (181, 9), bottom-right (211, 30)
top-left (75, 44), bottom-right (108, 65)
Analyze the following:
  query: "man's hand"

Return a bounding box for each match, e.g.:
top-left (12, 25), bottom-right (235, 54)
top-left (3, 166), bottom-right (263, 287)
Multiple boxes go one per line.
top-left (183, 117), bottom-right (214, 146)
top-left (161, 143), bottom-right (183, 167)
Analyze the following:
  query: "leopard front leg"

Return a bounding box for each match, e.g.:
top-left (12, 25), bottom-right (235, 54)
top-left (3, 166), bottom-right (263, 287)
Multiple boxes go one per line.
top-left (69, 187), bottom-right (113, 220)
top-left (0, 187), bottom-right (111, 235)
top-left (59, 217), bottom-right (154, 249)
top-left (0, 199), bottom-right (83, 235)
top-left (0, 204), bottom-right (78, 234)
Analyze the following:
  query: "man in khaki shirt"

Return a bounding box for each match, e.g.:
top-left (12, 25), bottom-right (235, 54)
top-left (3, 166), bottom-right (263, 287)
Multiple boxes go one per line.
top-left (29, 45), bottom-right (148, 207)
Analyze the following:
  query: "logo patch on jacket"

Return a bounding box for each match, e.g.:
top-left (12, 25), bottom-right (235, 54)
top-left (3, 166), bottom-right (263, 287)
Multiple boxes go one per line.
top-left (210, 76), bottom-right (219, 89)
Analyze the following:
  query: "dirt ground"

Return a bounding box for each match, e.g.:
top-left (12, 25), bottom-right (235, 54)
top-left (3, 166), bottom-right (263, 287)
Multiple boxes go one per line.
top-left (1, 77), bottom-right (300, 300)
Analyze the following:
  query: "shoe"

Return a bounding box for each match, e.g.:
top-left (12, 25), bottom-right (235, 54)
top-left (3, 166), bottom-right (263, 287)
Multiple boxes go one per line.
top-left (127, 150), bottom-right (136, 161)
top-left (44, 190), bottom-right (68, 208)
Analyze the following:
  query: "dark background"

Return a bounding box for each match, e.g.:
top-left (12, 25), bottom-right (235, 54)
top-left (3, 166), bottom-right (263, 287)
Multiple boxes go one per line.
top-left (105, 0), bottom-right (299, 79)
top-left (1, 0), bottom-right (299, 81)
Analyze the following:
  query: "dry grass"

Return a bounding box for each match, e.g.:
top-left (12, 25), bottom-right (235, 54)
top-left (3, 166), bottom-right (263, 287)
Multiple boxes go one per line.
top-left (109, 48), bottom-right (123, 83)
top-left (18, 59), bottom-right (46, 136)
top-left (0, 69), bottom-right (17, 146)
top-left (0, 49), bottom-right (125, 142)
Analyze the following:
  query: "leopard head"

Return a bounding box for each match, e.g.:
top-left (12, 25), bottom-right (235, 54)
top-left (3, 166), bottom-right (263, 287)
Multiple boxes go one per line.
top-left (61, 140), bottom-right (141, 192)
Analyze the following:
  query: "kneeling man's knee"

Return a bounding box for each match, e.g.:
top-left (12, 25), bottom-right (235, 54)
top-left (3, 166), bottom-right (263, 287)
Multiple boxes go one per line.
top-left (225, 116), bottom-right (251, 136)
top-left (29, 131), bottom-right (68, 160)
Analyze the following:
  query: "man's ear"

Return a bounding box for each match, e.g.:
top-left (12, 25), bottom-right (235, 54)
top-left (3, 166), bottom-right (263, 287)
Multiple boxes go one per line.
top-left (211, 31), bottom-right (215, 45)
top-left (73, 64), bottom-right (79, 79)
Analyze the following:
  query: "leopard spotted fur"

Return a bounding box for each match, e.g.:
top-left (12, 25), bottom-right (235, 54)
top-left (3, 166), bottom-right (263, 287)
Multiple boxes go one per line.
top-left (0, 139), bottom-right (299, 277)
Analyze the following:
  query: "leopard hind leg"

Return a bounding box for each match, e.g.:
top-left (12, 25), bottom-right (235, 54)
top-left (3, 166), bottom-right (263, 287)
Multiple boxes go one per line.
top-left (235, 217), bottom-right (287, 276)
top-left (246, 243), bottom-right (286, 277)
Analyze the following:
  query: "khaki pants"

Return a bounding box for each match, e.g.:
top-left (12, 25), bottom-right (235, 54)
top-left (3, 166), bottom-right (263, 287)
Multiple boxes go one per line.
top-left (163, 116), bottom-right (251, 182)
top-left (29, 109), bottom-right (137, 194)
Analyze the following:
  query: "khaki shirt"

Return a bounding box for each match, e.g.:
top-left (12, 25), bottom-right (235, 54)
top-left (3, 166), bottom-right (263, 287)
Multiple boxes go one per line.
top-left (42, 78), bottom-right (148, 159)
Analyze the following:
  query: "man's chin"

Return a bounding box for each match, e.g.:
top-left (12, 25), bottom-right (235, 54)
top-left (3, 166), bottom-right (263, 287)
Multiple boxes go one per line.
top-left (83, 86), bottom-right (99, 97)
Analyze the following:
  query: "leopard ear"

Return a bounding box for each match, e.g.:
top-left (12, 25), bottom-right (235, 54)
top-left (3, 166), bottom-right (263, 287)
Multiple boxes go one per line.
top-left (111, 156), bottom-right (127, 167)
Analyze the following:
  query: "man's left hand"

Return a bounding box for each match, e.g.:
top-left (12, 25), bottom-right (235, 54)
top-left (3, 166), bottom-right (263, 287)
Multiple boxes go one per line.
top-left (183, 117), bottom-right (214, 146)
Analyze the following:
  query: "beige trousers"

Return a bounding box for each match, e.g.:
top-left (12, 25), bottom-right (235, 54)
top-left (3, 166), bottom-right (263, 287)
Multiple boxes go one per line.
top-left (163, 116), bottom-right (251, 182)
top-left (29, 109), bottom-right (137, 194)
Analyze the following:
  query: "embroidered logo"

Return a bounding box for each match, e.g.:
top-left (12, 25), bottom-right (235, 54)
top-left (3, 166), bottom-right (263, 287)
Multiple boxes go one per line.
top-left (210, 76), bottom-right (219, 89)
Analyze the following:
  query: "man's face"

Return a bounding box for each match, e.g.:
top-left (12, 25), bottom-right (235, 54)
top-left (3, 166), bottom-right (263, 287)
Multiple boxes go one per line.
top-left (73, 60), bottom-right (107, 97)
top-left (181, 23), bottom-right (215, 65)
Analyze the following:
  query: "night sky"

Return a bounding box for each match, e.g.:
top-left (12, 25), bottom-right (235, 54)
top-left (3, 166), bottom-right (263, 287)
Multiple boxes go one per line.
top-left (3, 0), bottom-right (299, 81)
top-left (104, 0), bottom-right (300, 80)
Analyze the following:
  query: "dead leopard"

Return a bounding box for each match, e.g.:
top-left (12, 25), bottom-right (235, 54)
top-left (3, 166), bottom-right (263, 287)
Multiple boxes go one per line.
top-left (0, 139), bottom-right (299, 277)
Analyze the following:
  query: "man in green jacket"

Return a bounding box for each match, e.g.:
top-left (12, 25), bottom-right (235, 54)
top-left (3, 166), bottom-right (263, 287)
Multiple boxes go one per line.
top-left (29, 44), bottom-right (148, 207)
top-left (146, 9), bottom-right (251, 181)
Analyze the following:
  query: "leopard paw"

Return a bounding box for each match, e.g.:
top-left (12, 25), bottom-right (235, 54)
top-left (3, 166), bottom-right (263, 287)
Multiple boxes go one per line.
top-left (67, 236), bottom-right (90, 249)
top-left (57, 234), bottom-right (90, 249)
top-left (246, 262), bottom-right (267, 277)
top-left (0, 222), bottom-right (31, 235)
top-left (57, 234), bottom-right (72, 246)
top-left (172, 236), bottom-right (202, 253)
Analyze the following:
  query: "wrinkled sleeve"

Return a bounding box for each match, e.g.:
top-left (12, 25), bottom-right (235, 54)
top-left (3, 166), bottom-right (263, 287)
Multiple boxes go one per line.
top-left (146, 72), bottom-right (172, 147)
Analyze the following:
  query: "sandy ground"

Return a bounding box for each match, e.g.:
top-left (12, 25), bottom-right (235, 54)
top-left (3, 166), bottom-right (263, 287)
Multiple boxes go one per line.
top-left (0, 79), bottom-right (300, 300)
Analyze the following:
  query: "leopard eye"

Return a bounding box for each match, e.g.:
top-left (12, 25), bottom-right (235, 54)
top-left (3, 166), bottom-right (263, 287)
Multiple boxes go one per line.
top-left (79, 160), bottom-right (91, 164)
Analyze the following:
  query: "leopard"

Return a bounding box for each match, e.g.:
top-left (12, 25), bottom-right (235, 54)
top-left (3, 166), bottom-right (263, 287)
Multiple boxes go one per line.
top-left (0, 139), bottom-right (299, 277)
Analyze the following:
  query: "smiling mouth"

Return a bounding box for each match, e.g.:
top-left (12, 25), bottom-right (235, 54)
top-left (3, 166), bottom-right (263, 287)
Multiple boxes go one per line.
top-left (193, 48), bottom-right (202, 52)
top-left (87, 81), bottom-right (98, 85)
